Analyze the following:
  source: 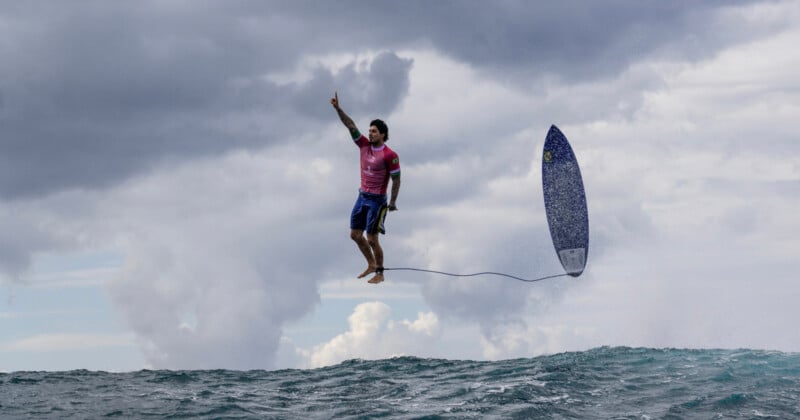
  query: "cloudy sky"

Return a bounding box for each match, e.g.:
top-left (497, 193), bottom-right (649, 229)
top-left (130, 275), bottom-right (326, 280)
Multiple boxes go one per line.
top-left (1, 1), bottom-right (798, 372)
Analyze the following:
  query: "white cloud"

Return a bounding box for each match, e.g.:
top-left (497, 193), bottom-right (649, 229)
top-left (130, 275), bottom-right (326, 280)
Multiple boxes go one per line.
top-left (2, 2), bottom-right (799, 373)
top-left (307, 302), bottom-right (441, 368)
top-left (275, 335), bottom-right (310, 370)
top-left (102, 149), bottom-right (343, 370)
top-left (318, 279), bottom-right (421, 300)
top-left (479, 322), bottom-right (597, 360)
top-left (383, 20), bottom-right (800, 359)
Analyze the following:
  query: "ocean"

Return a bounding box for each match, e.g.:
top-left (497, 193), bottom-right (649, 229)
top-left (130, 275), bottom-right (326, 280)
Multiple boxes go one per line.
top-left (2, 347), bottom-right (798, 419)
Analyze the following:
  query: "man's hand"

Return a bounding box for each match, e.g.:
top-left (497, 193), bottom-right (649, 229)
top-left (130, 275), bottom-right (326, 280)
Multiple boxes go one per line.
top-left (330, 91), bottom-right (340, 109)
top-left (332, 91), bottom-right (358, 136)
top-left (388, 203), bottom-right (398, 211)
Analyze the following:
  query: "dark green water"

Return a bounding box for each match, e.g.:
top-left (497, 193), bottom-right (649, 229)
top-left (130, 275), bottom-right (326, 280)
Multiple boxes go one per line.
top-left (2, 347), bottom-right (799, 419)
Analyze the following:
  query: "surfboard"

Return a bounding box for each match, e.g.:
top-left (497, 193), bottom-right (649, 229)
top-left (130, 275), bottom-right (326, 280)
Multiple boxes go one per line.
top-left (542, 125), bottom-right (589, 277)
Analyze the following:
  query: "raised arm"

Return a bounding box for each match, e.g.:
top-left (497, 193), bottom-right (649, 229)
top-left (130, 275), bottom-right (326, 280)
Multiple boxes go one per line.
top-left (330, 91), bottom-right (360, 139)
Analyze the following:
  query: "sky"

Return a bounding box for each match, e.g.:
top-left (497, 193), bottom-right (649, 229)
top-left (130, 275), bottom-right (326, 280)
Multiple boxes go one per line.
top-left (1, 1), bottom-right (798, 372)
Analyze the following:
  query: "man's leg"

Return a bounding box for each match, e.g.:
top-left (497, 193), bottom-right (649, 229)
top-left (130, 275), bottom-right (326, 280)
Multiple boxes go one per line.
top-left (351, 229), bottom-right (376, 278)
top-left (366, 232), bottom-right (384, 284)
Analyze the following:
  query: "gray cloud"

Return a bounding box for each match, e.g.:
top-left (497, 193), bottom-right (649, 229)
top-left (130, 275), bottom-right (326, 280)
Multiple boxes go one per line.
top-left (288, 52), bottom-right (414, 121)
top-left (0, 204), bottom-right (74, 282)
top-left (0, 216), bottom-right (45, 280)
top-left (2, 1), bottom-right (796, 369)
top-left (0, 2), bottom-right (412, 200)
top-left (275, 0), bottom-right (769, 81)
top-left (68, 149), bottom-right (356, 369)
top-left (1, 1), bottom-right (772, 200)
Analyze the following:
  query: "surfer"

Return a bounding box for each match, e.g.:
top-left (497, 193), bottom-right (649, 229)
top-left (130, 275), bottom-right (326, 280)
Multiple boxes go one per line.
top-left (331, 92), bottom-right (401, 284)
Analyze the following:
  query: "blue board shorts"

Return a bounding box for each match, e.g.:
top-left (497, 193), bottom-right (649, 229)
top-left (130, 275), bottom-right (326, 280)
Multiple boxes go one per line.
top-left (350, 190), bottom-right (388, 234)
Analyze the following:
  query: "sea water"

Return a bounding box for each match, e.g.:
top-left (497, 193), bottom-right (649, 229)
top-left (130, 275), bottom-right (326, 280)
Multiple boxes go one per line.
top-left (2, 347), bottom-right (799, 419)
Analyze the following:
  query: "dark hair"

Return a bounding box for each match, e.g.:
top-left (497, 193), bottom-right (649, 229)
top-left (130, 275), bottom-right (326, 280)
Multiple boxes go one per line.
top-left (370, 119), bottom-right (389, 141)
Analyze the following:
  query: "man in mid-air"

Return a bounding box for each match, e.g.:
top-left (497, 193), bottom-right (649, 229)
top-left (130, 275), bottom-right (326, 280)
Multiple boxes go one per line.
top-left (331, 92), bottom-right (401, 284)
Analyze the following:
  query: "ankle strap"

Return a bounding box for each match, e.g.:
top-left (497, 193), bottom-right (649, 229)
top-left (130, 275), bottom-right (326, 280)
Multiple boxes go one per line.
top-left (375, 267), bottom-right (384, 274)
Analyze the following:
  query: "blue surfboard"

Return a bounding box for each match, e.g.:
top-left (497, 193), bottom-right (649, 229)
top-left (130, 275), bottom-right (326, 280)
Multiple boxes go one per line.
top-left (542, 125), bottom-right (589, 277)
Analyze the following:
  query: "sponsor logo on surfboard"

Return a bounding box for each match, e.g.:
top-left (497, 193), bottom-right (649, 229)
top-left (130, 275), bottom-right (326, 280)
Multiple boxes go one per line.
top-left (544, 150), bottom-right (553, 163)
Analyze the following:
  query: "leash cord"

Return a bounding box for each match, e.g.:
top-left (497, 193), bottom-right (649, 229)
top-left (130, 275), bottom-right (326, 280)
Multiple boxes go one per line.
top-left (383, 267), bottom-right (568, 283)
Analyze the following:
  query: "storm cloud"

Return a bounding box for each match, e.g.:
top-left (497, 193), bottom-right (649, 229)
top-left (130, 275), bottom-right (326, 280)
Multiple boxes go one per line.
top-left (2, 1), bottom-right (797, 369)
top-left (1, 1), bottom-right (774, 199)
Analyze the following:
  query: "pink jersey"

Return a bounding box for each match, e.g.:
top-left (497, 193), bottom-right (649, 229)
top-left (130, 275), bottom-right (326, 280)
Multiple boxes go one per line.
top-left (354, 134), bottom-right (400, 195)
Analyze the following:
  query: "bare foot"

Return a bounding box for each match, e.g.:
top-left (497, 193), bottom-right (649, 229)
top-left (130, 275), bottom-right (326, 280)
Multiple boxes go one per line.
top-left (367, 273), bottom-right (384, 284)
top-left (357, 265), bottom-right (376, 279)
